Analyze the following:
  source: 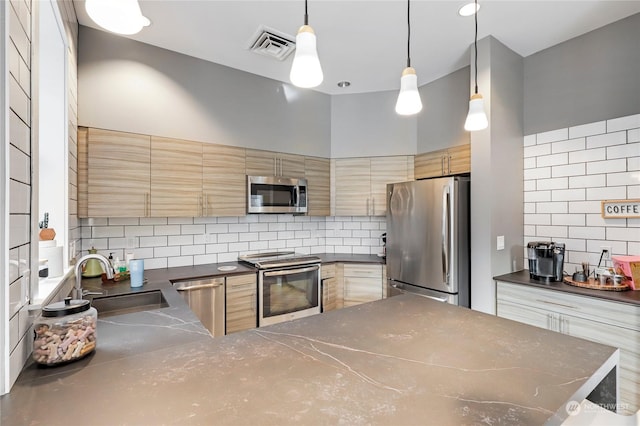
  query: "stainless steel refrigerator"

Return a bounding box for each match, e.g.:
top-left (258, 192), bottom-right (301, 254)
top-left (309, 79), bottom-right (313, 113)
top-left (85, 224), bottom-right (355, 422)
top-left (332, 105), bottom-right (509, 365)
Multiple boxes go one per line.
top-left (386, 176), bottom-right (470, 307)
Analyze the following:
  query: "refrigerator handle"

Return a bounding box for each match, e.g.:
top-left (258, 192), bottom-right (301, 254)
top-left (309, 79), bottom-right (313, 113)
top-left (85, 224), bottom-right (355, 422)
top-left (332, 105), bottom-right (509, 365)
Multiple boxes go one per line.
top-left (442, 185), bottom-right (451, 285)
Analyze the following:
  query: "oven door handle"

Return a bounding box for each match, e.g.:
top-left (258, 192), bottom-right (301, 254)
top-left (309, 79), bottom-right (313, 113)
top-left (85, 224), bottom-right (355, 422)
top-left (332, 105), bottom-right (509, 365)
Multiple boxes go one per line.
top-left (263, 265), bottom-right (320, 277)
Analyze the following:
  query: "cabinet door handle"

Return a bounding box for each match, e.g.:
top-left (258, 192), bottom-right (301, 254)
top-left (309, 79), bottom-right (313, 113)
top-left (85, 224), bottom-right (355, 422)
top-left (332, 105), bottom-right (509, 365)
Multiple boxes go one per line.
top-left (366, 198), bottom-right (370, 216)
top-left (145, 192), bottom-right (150, 217)
top-left (441, 156), bottom-right (446, 175)
top-left (534, 299), bottom-right (577, 310)
top-left (447, 155), bottom-right (451, 174)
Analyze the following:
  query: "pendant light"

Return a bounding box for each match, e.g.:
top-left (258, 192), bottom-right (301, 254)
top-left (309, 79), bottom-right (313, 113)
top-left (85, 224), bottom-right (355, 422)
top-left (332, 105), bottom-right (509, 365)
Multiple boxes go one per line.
top-left (85, 0), bottom-right (150, 35)
top-left (395, 0), bottom-right (422, 116)
top-left (290, 0), bottom-right (323, 88)
top-left (464, 0), bottom-right (488, 131)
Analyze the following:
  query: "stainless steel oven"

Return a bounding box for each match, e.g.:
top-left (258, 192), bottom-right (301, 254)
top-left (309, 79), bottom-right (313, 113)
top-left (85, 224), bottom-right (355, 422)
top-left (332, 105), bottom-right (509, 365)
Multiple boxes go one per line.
top-left (239, 252), bottom-right (321, 326)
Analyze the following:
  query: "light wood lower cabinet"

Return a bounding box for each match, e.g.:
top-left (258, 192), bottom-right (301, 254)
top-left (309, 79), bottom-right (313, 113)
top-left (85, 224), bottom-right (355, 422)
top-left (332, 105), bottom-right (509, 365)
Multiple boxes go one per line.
top-left (496, 281), bottom-right (640, 414)
top-left (343, 264), bottom-right (384, 307)
top-left (225, 273), bottom-right (258, 334)
top-left (86, 128), bottom-right (151, 217)
top-left (321, 263), bottom-right (339, 312)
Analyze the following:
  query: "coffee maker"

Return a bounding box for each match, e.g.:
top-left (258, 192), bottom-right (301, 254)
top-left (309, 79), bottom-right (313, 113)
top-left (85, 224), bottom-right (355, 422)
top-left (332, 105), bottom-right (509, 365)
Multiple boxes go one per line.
top-left (527, 241), bottom-right (566, 282)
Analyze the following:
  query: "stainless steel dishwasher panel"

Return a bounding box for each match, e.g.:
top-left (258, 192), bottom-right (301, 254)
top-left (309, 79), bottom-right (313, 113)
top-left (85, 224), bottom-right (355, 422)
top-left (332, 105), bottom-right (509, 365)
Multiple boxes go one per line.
top-left (173, 278), bottom-right (225, 336)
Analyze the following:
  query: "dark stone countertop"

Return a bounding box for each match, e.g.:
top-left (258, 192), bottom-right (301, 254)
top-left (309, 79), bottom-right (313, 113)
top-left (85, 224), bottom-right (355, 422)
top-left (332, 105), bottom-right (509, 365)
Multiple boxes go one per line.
top-left (495, 270), bottom-right (640, 306)
top-left (1, 288), bottom-right (617, 425)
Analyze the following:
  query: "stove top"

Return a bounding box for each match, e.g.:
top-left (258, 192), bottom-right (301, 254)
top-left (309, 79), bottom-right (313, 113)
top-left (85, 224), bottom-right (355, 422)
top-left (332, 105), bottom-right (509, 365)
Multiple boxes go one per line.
top-left (238, 251), bottom-right (321, 269)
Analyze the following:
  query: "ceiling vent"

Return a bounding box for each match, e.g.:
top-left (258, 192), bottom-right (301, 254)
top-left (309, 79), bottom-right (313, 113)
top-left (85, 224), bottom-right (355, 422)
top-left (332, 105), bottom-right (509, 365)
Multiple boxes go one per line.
top-left (248, 26), bottom-right (296, 61)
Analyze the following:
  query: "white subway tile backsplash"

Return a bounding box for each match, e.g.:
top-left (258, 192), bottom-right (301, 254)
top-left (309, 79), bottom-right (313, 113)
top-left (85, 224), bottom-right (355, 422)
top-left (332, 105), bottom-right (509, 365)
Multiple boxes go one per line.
top-left (607, 114), bottom-right (640, 132)
top-left (206, 243), bottom-right (229, 254)
top-left (268, 222), bottom-right (286, 231)
top-left (524, 144), bottom-right (551, 158)
top-left (552, 138), bottom-right (586, 154)
top-left (524, 167), bottom-right (551, 180)
top-left (536, 202), bottom-right (567, 214)
top-left (229, 223), bottom-right (249, 233)
top-left (154, 225), bottom-right (181, 235)
top-left (155, 246), bottom-right (180, 257)
top-left (259, 231), bottom-right (277, 241)
top-left (586, 159), bottom-right (626, 175)
top-left (551, 189), bottom-right (585, 202)
top-left (537, 128), bottom-right (568, 144)
top-left (168, 256), bottom-right (193, 268)
top-left (140, 217), bottom-right (168, 225)
top-left (249, 241), bottom-right (269, 251)
top-left (569, 148), bottom-right (605, 164)
top-left (168, 235), bottom-right (193, 246)
top-left (108, 217), bottom-right (139, 226)
top-left (92, 226), bottom-right (124, 238)
top-left (524, 214), bottom-right (551, 225)
top-left (608, 172), bottom-right (640, 187)
top-left (194, 254), bottom-right (217, 265)
top-left (586, 186), bottom-right (626, 201)
top-left (524, 191), bottom-right (551, 203)
top-left (268, 240), bottom-right (286, 249)
top-left (537, 153), bottom-right (568, 168)
top-left (569, 174), bottom-right (605, 189)
top-left (523, 115), bottom-right (636, 261)
top-left (536, 178), bottom-right (568, 190)
top-left (249, 223), bottom-right (268, 232)
top-left (228, 242), bottom-right (249, 252)
top-left (238, 232), bottom-right (259, 242)
top-left (551, 163), bottom-right (585, 178)
top-left (523, 135), bottom-right (536, 146)
top-left (552, 214), bottom-right (585, 226)
top-left (181, 224), bottom-right (205, 235)
top-left (168, 217), bottom-right (194, 225)
top-left (218, 233), bottom-right (239, 243)
top-left (181, 245), bottom-right (205, 256)
top-left (586, 131), bottom-right (626, 149)
top-left (569, 121), bottom-right (606, 139)
top-left (193, 217), bottom-right (218, 224)
top-left (536, 226), bottom-right (568, 238)
top-left (607, 143), bottom-right (640, 160)
top-left (124, 226), bottom-right (154, 237)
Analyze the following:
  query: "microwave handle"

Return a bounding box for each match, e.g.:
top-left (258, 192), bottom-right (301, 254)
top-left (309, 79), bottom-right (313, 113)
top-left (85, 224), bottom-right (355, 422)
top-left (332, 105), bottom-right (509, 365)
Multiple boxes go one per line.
top-left (294, 185), bottom-right (299, 206)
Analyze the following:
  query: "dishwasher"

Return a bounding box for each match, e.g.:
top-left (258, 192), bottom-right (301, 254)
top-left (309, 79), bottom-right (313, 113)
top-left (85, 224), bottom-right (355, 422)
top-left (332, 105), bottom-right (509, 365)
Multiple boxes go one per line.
top-left (173, 277), bottom-right (225, 336)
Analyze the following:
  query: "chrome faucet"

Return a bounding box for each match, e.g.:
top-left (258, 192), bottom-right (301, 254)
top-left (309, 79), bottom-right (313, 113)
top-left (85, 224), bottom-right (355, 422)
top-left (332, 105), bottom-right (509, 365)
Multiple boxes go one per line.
top-left (74, 253), bottom-right (114, 299)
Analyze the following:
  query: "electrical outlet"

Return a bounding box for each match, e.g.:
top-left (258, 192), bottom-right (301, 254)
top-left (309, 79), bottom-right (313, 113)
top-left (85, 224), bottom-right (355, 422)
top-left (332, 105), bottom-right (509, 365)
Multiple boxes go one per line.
top-left (601, 246), bottom-right (612, 261)
top-left (496, 235), bottom-right (505, 251)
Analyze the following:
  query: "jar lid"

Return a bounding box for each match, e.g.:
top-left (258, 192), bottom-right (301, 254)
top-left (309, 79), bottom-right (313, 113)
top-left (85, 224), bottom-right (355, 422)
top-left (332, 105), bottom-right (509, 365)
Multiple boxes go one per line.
top-left (42, 297), bottom-right (90, 317)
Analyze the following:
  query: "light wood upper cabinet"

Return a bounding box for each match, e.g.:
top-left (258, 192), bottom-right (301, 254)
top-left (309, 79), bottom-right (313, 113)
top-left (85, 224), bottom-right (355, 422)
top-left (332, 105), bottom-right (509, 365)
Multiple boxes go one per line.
top-left (150, 136), bottom-right (203, 217)
top-left (86, 128), bottom-right (151, 218)
top-left (203, 144), bottom-right (246, 216)
top-left (305, 157), bottom-right (330, 216)
top-left (333, 156), bottom-right (413, 216)
top-left (370, 156), bottom-right (413, 216)
top-left (77, 127), bottom-right (88, 218)
top-left (245, 149), bottom-right (305, 177)
top-left (415, 144), bottom-right (470, 179)
top-left (333, 158), bottom-right (371, 216)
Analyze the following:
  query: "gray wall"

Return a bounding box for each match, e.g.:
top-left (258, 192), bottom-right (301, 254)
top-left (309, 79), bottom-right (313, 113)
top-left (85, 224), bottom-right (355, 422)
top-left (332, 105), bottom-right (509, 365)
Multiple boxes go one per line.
top-left (78, 26), bottom-right (331, 157)
top-left (470, 37), bottom-right (524, 314)
top-left (417, 66), bottom-right (470, 153)
top-left (330, 90), bottom-right (416, 158)
top-left (524, 12), bottom-right (640, 135)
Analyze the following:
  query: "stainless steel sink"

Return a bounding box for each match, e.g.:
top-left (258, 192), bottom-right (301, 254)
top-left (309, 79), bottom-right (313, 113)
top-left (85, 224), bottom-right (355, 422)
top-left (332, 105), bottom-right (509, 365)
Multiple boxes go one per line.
top-left (91, 290), bottom-right (169, 317)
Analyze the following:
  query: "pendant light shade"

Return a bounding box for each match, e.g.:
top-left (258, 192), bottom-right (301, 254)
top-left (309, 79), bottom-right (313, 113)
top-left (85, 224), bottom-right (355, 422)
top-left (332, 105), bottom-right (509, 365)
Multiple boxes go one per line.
top-left (464, 0), bottom-right (488, 131)
top-left (395, 67), bottom-right (422, 115)
top-left (395, 0), bottom-right (422, 116)
top-left (464, 93), bottom-right (488, 131)
top-left (290, 1), bottom-right (323, 88)
top-left (85, 0), bottom-right (150, 35)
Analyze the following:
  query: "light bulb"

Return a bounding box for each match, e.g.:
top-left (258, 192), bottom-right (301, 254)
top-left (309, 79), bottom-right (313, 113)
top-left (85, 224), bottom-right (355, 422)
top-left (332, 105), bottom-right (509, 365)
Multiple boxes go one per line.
top-left (395, 67), bottom-right (422, 116)
top-left (464, 93), bottom-right (488, 131)
top-left (86, 0), bottom-right (151, 35)
top-left (290, 25), bottom-right (323, 88)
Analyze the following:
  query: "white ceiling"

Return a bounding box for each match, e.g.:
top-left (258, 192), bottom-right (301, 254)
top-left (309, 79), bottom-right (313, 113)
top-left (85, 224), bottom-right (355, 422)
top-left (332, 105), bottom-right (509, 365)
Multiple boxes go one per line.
top-left (73, 1), bottom-right (640, 95)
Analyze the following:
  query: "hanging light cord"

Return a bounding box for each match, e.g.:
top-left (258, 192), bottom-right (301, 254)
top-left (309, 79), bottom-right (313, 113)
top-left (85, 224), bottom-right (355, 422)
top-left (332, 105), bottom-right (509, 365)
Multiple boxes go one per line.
top-left (406, 0), bottom-right (411, 68)
top-left (473, 0), bottom-right (479, 94)
top-left (304, 0), bottom-right (309, 25)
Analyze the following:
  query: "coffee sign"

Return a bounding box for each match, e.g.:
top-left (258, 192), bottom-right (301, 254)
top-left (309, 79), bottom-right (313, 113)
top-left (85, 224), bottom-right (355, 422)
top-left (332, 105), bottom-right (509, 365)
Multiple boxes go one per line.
top-left (601, 199), bottom-right (640, 218)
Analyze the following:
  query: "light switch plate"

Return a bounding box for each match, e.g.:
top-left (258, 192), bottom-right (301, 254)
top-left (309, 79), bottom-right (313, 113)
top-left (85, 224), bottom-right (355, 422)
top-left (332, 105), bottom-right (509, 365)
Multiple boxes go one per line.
top-left (497, 235), bottom-right (505, 251)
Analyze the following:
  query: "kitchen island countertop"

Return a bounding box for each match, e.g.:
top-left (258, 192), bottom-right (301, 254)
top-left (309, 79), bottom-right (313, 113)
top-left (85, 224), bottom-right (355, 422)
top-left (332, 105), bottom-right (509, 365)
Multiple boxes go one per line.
top-left (1, 285), bottom-right (617, 425)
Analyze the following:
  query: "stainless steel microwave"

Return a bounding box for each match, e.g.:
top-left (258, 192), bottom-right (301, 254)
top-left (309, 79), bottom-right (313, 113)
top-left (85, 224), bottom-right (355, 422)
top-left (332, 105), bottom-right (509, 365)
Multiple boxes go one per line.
top-left (247, 176), bottom-right (307, 214)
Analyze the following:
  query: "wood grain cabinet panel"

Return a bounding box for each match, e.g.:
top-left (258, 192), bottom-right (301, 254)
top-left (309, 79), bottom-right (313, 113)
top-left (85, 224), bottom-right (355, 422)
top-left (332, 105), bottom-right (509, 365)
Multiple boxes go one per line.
top-left (245, 149), bottom-right (305, 177)
top-left (203, 144), bottom-right (246, 216)
top-left (77, 127), bottom-right (88, 218)
top-left (87, 128), bottom-right (151, 217)
top-left (343, 264), bottom-right (383, 307)
top-left (496, 281), bottom-right (640, 414)
top-left (305, 157), bottom-right (330, 216)
top-left (150, 136), bottom-right (203, 217)
top-left (415, 144), bottom-right (470, 179)
top-left (370, 156), bottom-right (413, 216)
top-left (333, 158), bottom-right (371, 216)
top-left (225, 273), bottom-right (258, 334)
